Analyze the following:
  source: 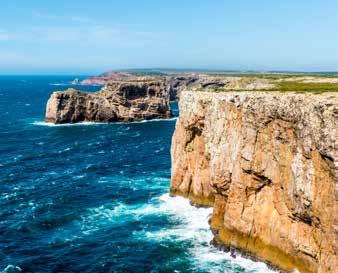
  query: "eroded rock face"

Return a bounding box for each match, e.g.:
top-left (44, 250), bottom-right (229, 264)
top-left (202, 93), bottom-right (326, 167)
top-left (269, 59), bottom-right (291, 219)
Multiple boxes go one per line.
top-left (45, 81), bottom-right (171, 124)
top-left (171, 91), bottom-right (337, 273)
top-left (166, 75), bottom-right (199, 100)
top-left (166, 75), bottom-right (275, 100)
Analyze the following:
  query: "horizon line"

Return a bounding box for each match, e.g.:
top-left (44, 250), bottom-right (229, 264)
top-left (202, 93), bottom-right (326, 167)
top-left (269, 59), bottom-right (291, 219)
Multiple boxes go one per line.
top-left (0, 68), bottom-right (338, 76)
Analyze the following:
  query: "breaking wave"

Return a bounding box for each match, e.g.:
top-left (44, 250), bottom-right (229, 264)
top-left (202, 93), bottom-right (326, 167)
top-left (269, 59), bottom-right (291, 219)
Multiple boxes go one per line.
top-left (73, 194), bottom-right (278, 273)
top-left (32, 117), bottom-right (178, 127)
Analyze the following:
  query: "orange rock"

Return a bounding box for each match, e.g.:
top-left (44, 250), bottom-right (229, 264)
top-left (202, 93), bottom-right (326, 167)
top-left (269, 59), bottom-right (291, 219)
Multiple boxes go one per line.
top-left (171, 91), bottom-right (337, 273)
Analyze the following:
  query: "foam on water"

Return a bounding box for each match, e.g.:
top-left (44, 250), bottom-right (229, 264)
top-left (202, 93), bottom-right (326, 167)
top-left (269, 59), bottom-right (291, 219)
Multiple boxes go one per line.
top-left (1, 265), bottom-right (22, 273)
top-left (49, 83), bottom-right (73, 86)
top-left (32, 121), bottom-right (110, 127)
top-left (134, 194), bottom-right (278, 273)
top-left (76, 193), bottom-right (278, 273)
top-left (32, 117), bottom-right (178, 127)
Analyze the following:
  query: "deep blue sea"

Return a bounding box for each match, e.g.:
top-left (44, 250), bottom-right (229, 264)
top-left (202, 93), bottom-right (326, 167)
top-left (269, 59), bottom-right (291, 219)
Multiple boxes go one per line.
top-left (0, 76), bottom-right (275, 273)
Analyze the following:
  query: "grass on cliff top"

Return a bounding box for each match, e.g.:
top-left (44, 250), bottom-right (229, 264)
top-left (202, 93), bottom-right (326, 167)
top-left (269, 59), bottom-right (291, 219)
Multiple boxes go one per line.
top-left (272, 81), bottom-right (338, 93)
top-left (195, 80), bottom-right (338, 93)
top-left (208, 72), bottom-right (338, 79)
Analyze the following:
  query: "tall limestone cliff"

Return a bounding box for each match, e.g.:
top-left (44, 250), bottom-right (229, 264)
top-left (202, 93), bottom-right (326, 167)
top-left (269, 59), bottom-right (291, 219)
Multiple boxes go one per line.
top-left (170, 90), bottom-right (337, 273)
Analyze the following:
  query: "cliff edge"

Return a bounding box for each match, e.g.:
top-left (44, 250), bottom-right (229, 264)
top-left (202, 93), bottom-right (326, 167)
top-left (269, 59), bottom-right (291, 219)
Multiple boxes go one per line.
top-left (170, 90), bottom-right (337, 273)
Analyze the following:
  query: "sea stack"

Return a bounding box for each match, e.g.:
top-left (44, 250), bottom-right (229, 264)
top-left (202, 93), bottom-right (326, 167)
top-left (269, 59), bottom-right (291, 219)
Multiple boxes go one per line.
top-left (45, 80), bottom-right (171, 124)
top-left (170, 90), bottom-right (337, 273)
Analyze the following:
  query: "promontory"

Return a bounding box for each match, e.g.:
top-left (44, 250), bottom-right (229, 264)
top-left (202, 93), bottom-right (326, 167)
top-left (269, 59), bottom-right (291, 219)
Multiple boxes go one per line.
top-left (45, 80), bottom-right (171, 124)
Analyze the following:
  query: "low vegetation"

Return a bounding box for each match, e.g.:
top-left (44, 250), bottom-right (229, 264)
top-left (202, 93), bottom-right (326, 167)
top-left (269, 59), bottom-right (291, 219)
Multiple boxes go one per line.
top-left (272, 81), bottom-right (338, 93)
top-left (194, 74), bottom-right (338, 93)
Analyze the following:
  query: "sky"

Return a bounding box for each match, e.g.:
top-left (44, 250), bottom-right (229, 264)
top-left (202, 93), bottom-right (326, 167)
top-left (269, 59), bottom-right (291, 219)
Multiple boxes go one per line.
top-left (0, 0), bottom-right (337, 74)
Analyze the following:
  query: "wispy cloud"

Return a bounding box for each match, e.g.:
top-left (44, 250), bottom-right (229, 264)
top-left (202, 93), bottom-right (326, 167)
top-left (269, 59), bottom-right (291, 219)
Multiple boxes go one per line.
top-left (0, 25), bottom-right (163, 47)
top-left (0, 10), bottom-right (161, 46)
top-left (32, 10), bottom-right (96, 25)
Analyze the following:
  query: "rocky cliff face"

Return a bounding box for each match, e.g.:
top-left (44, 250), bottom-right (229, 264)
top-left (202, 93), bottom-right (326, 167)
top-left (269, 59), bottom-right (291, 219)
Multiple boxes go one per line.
top-left (166, 75), bottom-right (199, 100)
top-left (45, 81), bottom-right (171, 124)
top-left (166, 75), bottom-right (275, 100)
top-left (171, 91), bottom-right (337, 273)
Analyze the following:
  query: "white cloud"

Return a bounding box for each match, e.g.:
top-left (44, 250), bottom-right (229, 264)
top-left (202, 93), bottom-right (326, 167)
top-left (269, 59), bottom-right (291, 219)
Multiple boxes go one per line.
top-left (0, 11), bottom-right (163, 47)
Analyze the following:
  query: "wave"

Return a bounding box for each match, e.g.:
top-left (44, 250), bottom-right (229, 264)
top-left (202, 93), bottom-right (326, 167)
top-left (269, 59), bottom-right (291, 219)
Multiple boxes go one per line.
top-left (75, 194), bottom-right (277, 273)
top-left (134, 194), bottom-right (278, 273)
top-left (49, 83), bottom-right (72, 86)
top-left (1, 265), bottom-right (22, 273)
top-left (46, 193), bottom-right (278, 272)
top-left (32, 117), bottom-right (177, 127)
top-left (32, 121), bottom-right (109, 127)
top-left (49, 83), bottom-right (102, 87)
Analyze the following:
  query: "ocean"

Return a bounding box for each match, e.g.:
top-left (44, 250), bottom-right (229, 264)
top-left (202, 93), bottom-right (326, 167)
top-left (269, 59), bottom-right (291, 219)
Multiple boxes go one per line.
top-left (0, 76), bottom-right (276, 273)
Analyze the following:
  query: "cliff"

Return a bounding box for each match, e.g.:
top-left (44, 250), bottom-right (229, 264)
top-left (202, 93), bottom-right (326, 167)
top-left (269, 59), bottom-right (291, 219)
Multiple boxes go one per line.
top-left (80, 71), bottom-right (149, 85)
top-left (171, 90), bottom-right (337, 273)
top-left (45, 80), bottom-right (171, 124)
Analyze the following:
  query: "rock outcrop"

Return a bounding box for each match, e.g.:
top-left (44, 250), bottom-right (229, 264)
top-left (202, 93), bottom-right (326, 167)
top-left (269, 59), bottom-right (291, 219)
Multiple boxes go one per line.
top-left (171, 90), bottom-right (337, 273)
top-left (166, 75), bottom-right (199, 100)
top-left (166, 75), bottom-right (276, 100)
top-left (45, 80), bottom-right (171, 124)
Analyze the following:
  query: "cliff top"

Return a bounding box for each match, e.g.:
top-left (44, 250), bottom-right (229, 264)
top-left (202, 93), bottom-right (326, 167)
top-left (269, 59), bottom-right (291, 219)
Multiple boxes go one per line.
top-left (185, 75), bottom-right (338, 93)
top-left (81, 71), bottom-right (338, 93)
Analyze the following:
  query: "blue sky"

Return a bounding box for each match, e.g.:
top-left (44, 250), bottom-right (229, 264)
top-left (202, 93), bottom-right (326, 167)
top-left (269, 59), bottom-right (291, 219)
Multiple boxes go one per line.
top-left (0, 0), bottom-right (337, 74)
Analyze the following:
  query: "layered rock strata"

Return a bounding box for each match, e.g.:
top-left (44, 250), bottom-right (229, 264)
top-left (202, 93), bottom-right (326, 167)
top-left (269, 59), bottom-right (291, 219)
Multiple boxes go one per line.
top-left (171, 90), bottom-right (337, 273)
top-left (45, 81), bottom-right (171, 124)
top-left (166, 75), bottom-right (275, 100)
top-left (166, 75), bottom-right (199, 100)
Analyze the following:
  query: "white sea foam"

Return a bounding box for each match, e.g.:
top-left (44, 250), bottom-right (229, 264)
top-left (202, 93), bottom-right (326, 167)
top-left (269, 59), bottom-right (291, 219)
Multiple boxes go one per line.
top-left (1, 192), bottom-right (18, 200)
top-left (80, 194), bottom-right (278, 272)
top-left (134, 194), bottom-right (278, 273)
top-left (53, 193), bottom-right (277, 272)
top-left (49, 82), bottom-right (102, 87)
top-left (1, 265), bottom-right (22, 273)
top-left (32, 121), bottom-right (108, 127)
top-left (49, 83), bottom-right (72, 86)
top-left (32, 117), bottom-right (177, 127)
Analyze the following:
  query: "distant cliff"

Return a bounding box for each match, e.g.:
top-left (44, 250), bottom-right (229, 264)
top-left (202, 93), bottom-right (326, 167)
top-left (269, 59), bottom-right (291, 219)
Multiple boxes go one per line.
top-left (45, 80), bottom-right (171, 124)
top-left (80, 72), bottom-right (140, 85)
top-left (171, 90), bottom-right (337, 273)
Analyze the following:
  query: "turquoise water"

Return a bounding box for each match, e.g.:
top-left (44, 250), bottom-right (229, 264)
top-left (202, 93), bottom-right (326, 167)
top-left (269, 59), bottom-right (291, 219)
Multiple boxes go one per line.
top-left (0, 76), bottom-right (276, 273)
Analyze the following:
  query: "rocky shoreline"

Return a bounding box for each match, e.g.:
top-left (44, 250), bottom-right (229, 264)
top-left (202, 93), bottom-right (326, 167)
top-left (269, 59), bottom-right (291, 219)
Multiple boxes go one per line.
top-left (170, 90), bottom-right (337, 273)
